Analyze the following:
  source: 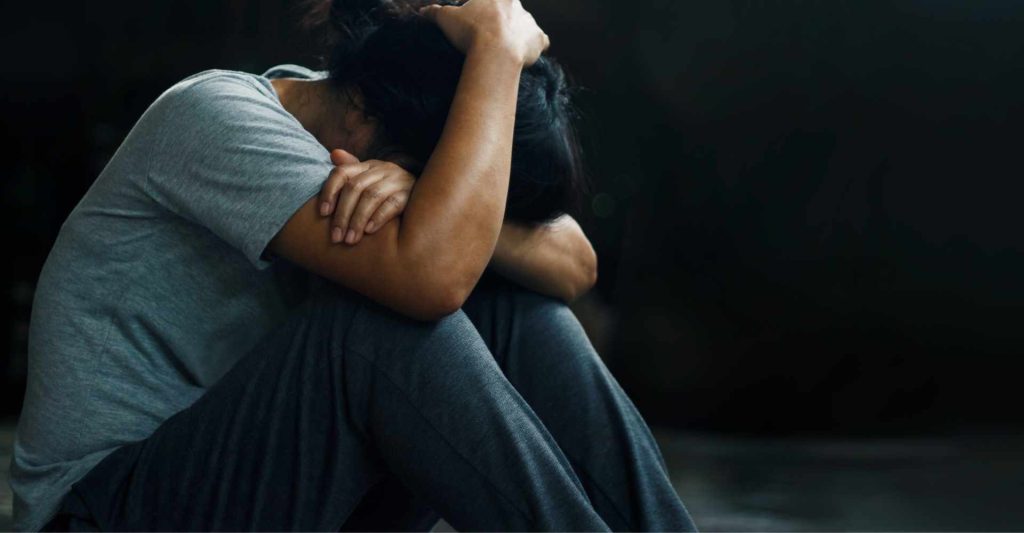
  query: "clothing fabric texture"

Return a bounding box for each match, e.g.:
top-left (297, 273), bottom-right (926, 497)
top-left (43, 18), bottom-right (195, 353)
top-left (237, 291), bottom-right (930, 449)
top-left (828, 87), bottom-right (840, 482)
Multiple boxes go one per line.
top-left (13, 63), bottom-right (695, 531)
top-left (11, 65), bottom-right (332, 531)
top-left (43, 275), bottom-right (695, 531)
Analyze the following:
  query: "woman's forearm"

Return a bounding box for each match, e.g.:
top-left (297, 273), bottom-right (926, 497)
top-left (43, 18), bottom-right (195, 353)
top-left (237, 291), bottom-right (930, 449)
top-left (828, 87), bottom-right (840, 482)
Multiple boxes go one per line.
top-left (491, 215), bottom-right (598, 302)
top-left (271, 3), bottom-right (553, 320)
top-left (396, 44), bottom-right (524, 306)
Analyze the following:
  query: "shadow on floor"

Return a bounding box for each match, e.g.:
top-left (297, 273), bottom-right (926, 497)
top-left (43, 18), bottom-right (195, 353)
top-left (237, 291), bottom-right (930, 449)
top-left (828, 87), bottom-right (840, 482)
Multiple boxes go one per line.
top-left (2, 420), bottom-right (1022, 531)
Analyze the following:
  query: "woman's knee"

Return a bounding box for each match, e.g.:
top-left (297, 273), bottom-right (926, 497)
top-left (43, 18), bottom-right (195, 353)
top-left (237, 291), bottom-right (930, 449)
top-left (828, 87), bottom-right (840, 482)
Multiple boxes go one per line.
top-left (523, 298), bottom-right (606, 375)
top-left (342, 296), bottom-right (493, 369)
top-left (296, 278), bottom-right (484, 360)
top-left (466, 275), bottom-right (577, 329)
top-left (466, 279), bottom-right (601, 369)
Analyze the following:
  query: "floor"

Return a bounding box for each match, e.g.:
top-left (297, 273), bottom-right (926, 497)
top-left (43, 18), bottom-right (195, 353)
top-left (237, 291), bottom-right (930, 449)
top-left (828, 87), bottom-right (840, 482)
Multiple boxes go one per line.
top-left (658, 430), bottom-right (1024, 531)
top-left (2, 420), bottom-right (1022, 531)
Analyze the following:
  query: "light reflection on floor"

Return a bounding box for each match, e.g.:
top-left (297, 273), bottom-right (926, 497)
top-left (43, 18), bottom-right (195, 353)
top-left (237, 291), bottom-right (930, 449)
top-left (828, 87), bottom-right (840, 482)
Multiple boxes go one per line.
top-left (2, 421), bottom-right (1022, 531)
top-left (659, 430), bottom-right (1024, 531)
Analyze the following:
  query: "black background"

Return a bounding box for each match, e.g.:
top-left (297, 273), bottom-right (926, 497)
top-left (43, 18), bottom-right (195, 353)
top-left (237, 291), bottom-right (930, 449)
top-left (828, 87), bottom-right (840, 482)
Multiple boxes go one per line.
top-left (3, 0), bottom-right (1023, 435)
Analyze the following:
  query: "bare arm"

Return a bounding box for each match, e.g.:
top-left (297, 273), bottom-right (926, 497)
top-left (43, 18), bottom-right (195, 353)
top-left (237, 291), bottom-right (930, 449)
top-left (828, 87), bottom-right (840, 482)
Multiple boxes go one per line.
top-left (269, 0), bottom-right (549, 320)
top-left (310, 159), bottom-right (596, 304)
top-left (490, 215), bottom-right (597, 302)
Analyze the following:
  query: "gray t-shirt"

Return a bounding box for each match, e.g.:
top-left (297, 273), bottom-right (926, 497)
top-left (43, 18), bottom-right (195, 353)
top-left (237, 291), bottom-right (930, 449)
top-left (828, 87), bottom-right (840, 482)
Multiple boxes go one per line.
top-left (10, 65), bottom-right (332, 531)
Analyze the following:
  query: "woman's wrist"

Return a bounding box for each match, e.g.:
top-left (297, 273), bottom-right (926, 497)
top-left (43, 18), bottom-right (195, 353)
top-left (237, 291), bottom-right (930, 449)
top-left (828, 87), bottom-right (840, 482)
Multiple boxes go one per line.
top-left (491, 221), bottom-right (528, 267)
top-left (466, 32), bottom-right (527, 67)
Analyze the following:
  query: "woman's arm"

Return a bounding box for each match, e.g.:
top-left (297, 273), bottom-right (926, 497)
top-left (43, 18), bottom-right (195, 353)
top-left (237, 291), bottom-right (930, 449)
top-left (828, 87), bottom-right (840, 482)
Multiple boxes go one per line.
top-left (269, 0), bottom-right (550, 320)
top-left (311, 155), bottom-right (595, 303)
top-left (491, 216), bottom-right (597, 302)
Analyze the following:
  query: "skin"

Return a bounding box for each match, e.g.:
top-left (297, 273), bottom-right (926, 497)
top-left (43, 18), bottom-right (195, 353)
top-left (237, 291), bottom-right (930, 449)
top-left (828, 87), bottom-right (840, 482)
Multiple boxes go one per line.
top-left (490, 215), bottom-right (597, 302)
top-left (269, 0), bottom-right (596, 320)
top-left (310, 147), bottom-right (597, 301)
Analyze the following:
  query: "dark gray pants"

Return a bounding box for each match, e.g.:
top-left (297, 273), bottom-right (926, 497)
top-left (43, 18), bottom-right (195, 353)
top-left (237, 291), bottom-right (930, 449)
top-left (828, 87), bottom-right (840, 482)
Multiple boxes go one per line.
top-left (46, 275), bottom-right (695, 531)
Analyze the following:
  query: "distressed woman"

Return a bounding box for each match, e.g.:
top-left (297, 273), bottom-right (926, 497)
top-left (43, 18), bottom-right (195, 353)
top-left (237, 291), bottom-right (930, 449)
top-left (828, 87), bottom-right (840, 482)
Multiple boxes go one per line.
top-left (12, 0), bottom-right (695, 530)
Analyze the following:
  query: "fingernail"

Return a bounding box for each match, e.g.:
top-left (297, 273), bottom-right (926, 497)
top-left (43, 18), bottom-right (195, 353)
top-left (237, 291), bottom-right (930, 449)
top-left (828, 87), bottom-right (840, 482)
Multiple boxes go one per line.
top-left (331, 227), bottom-right (343, 243)
top-left (320, 202), bottom-right (331, 216)
top-left (366, 221), bottom-right (376, 232)
top-left (345, 229), bottom-right (356, 244)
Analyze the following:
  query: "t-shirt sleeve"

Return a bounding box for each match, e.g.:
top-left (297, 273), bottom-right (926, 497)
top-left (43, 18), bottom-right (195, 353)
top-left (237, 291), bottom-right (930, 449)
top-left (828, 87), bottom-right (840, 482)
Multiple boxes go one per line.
top-left (143, 72), bottom-right (333, 268)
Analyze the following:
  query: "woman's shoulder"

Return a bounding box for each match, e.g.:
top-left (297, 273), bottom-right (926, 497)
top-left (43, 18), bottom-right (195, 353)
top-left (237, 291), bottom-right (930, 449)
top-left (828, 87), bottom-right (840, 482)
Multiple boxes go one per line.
top-left (262, 64), bottom-right (326, 81)
top-left (159, 68), bottom-right (275, 109)
top-left (142, 68), bottom-right (297, 138)
top-left (163, 64), bottom-right (324, 105)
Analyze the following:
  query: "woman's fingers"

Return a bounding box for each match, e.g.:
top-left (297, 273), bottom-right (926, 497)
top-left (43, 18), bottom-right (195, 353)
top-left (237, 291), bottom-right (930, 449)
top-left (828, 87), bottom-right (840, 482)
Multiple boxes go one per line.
top-left (331, 166), bottom-right (387, 243)
top-left (418, 0), bottom-right (549, 63)
top-left (348, 178), bottom-right (413, 243)
top-left (318, 160), bottom-right (367, 217)
top-left (365, 191), bottom-right (411, 235)
top-left (330, 148), bottom-right (360, 166)
top-left (318, 166), bottom-right (348, 217)
top-left (417, 4), bottom-right (447, 19)
top-left (323, 158), bottom-right (417, 245)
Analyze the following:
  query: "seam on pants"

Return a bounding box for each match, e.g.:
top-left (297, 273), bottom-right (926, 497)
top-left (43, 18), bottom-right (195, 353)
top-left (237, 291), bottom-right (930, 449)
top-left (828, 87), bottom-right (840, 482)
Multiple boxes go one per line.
top-left (344, 346), bottom-right (537, 528)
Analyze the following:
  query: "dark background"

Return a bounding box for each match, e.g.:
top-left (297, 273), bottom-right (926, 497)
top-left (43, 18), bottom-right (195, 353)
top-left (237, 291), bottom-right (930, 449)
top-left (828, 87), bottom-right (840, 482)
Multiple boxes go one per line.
top-left (3, 0), bottom-right (1023, 435)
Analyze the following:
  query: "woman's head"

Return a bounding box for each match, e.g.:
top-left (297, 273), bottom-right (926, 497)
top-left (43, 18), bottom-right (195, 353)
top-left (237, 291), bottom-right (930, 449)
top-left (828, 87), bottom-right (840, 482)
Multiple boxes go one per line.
top-left (308, 0), bottom-right (585, 223)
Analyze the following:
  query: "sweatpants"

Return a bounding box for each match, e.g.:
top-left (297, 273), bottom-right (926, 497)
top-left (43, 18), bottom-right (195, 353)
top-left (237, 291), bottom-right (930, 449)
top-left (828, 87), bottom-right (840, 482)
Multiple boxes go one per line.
top-left (43, 274), bottom-right (695, 531)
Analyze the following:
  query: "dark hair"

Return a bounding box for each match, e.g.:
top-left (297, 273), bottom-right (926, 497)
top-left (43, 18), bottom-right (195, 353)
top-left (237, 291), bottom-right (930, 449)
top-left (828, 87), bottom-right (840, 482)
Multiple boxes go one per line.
top-left (307, 0), bottom-right (586, 223)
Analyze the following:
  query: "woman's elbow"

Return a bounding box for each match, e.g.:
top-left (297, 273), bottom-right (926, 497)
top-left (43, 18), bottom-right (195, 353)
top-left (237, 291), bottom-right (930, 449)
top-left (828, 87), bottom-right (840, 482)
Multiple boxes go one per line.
top-left (584, 247), bottom-right (599, 289)
top-left (557, 250), bottom-right (598, 303)
top-left (405, 275), bottom-right (475, 321)
top-left (401, 291), bottom-right (463, 321)
top-left (573, 243), bottom-right (599, 300)
top-left (428, 285), bottom-right (472, 319)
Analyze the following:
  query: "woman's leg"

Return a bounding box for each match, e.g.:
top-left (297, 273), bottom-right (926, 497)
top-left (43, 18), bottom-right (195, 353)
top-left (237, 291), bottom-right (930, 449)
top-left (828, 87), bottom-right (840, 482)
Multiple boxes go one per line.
top-left (338, 473), bottom-right (438, 531)
top-left (48, 284), bottom-right (608, 531)
top-left (461, 274), bottom-right (697, 532)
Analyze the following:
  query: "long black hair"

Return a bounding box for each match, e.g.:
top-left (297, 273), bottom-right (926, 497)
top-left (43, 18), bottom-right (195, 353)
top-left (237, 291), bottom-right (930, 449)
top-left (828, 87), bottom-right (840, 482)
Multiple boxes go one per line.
top-left (306, 0), bottom-right (586, 223)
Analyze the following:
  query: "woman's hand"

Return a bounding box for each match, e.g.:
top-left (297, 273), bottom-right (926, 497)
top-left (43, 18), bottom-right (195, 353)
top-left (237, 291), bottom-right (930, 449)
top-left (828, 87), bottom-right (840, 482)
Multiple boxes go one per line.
top-left (272, 0), bottom-right (532, 320)
top-left (420, 0), bottom-right (549, 66)
top-left (319, 149), bottom-right (416, 245)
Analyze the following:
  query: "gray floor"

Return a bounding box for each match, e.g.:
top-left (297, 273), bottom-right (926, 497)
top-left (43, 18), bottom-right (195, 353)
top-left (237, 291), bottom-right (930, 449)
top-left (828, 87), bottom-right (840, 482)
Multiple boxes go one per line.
top-left (2, 419), bottom-right (1022, 531)
top-left (659, 430), bottom-right (1024, 531)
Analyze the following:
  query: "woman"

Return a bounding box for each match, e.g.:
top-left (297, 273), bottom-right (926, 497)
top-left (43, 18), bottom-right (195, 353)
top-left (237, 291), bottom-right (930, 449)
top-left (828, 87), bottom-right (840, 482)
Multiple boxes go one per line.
top-left (12, 0), bottom-right (696, 530)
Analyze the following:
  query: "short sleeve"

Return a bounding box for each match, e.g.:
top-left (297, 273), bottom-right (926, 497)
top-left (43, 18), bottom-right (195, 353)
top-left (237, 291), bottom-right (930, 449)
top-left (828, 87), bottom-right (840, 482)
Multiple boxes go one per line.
top-left (143, 71), bottom-right (333, 268)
